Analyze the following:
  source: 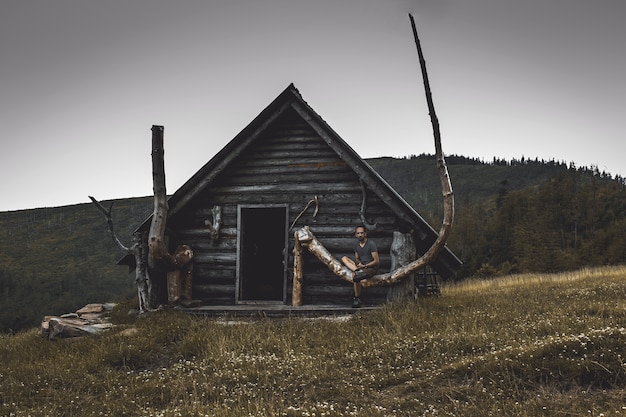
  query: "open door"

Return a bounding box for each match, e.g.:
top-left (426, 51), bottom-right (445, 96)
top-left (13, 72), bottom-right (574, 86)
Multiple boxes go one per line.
top-left (236, 205), bottom-right (288, 303)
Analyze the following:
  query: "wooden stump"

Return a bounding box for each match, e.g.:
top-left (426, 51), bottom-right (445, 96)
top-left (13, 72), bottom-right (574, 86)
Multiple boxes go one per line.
top-left (387, 231), bottom-right (417, 302)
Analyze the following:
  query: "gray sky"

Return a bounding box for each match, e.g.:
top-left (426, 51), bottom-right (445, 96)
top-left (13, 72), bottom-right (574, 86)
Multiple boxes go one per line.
top-left (1, 0), bottom-right (624, 212)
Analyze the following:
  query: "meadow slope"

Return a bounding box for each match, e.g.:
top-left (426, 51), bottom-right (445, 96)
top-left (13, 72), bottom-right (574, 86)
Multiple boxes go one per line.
top-left (2, 266), bottom-right (626, 416)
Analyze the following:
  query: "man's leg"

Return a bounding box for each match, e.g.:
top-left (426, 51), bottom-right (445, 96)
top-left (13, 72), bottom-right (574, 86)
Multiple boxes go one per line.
top-left (352, 281), bottom-right (362, 308)
top-left (341, 256), bottom-right (357, 272)
top-left (342, 256), bottom-right (367, 281)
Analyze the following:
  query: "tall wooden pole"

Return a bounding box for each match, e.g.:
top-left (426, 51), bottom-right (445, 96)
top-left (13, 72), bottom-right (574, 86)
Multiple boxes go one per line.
top-left (148, 125), bottom-right (169, 268)
top-left (408, 12), bottom-right (454, 262)
top-left (148, 125), bottom-right (193, 305)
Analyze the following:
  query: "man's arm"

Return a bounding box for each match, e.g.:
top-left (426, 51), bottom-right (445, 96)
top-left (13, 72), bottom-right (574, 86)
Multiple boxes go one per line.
top-left (367, 251), bottom-right (380, 269)
top-left (355, 251), bottom-right (362, 268)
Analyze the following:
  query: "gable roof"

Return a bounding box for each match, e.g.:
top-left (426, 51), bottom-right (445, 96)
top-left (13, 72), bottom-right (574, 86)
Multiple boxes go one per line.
top-left (144, 83), bottom-right (462, 278)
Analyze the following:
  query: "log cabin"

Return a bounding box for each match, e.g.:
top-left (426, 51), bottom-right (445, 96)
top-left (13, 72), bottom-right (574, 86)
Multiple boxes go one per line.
top-left (124, 84), bottom-right (462, 310)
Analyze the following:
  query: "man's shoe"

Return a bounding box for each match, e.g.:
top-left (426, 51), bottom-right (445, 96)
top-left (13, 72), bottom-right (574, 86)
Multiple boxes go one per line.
top-left (353, 270), bottom-right (368, 283)
top-left (352, 297), bottom-right (362, 308)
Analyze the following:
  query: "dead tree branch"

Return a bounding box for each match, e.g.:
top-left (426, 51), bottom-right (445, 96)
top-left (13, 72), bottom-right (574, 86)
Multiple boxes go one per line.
top-left (359, 180), bottom-right (378, 230)
top-left (89, 196), bottom-right (128, 252)
top-left (289, 196), bottom-right (319, 231)
top-left (89, 195), bottom-right (152, 312)
top-left (204, 205), bottom-right (223, 243)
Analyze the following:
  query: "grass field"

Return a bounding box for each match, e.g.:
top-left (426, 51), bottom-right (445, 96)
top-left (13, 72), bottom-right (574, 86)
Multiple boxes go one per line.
top-left (2, 265), bottom-right (626, 416)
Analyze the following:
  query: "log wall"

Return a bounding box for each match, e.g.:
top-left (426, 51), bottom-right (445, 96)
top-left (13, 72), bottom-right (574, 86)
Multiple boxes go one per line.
top-left (168, 108), bottom-right (405, 306)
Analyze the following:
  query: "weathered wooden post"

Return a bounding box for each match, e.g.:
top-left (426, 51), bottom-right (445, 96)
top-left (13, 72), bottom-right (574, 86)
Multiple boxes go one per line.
top-left (292, 231), bottom-right (304, 306)
top-left (148, 125), bottom-right (194, 304)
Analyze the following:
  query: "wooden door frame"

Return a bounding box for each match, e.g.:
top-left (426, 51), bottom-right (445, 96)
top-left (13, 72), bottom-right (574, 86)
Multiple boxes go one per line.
top-left (235, 204), bottom-right (289, 304)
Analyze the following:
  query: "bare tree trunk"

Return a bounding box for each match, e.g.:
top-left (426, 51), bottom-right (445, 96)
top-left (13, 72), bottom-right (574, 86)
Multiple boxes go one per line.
top-left (148, 126), bottom-right (193, 304)
top-left (148, 125), bottom-right (170, 267)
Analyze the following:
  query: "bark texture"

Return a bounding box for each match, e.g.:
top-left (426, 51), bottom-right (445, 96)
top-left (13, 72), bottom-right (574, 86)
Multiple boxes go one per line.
top-left (292, 231), bottom-right (304, 306)
top-left (148, 126), bottom-right (194, 303)
top-left (387, 231), bottom-right (417, 301)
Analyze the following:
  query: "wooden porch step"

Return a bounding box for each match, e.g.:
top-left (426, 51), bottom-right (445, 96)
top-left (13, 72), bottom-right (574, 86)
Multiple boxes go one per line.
top-left (174, 304), bottom-right (378, 318)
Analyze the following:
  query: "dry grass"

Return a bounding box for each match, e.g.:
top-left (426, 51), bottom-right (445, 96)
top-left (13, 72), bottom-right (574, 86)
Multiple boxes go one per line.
top-left (2, 265), bottom-right (626, 416)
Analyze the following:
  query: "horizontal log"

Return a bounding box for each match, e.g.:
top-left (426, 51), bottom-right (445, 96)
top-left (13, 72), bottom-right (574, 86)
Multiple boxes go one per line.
top-left (246, 142), bottom-right (328, 152)
top-left (194, 252), bottom-right (236, 265)
top-left (252, 136), bottom-right (331, 149)
top-left (193, 284), bottom-right (236, 297)
top-left (174, 226), bottom-right (237, 237)
top-left (183, 240), bottom-right (237, 251)
top-left (210, 183), bottom-right (359, 194)
top-left (239, 148), bottom-right (339, 161)
top-left (239, 133), bottom-right (334, 146)
top-left (193, 270), bottom-right (235, 283)
top-left (230, 154), bottom-right (345, 169)
top-left (194, 296), bottom-right (237, 305)
top-left (257, 129), bottom-right (317, 139)
top-left (202, 192), bottom-right (363, 206)
top-left (303, 285), bottom-right (388, 298)
top-left (222, 171), bottom-right (357, 185)
top-left (303, 286), bottom-right (353, 297)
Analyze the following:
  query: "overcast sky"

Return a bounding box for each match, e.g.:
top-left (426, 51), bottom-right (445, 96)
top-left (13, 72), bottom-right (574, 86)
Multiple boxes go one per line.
top-left (1, 0), bottom-right (624, 212)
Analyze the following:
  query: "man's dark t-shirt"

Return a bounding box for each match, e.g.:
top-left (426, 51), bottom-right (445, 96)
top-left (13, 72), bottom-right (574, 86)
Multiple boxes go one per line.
top-left (354, 240), bottom-right (378, 265)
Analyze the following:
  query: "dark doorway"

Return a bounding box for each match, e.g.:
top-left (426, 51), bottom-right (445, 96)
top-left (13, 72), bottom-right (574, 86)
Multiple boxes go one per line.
top-left (238, 206), bottom-right (287, 302)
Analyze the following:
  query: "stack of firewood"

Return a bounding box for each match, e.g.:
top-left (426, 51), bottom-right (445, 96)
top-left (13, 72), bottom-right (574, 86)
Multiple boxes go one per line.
top-left (40, 303), bottom-right (116, 340)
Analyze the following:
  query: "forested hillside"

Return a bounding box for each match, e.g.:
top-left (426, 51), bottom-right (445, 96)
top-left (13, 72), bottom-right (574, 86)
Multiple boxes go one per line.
top-left (1, 156), bottom-right (625, 332)
top-left (369, 155), bottom-right (626, 278)
top-left (0, 197), bottom-right (153, 332)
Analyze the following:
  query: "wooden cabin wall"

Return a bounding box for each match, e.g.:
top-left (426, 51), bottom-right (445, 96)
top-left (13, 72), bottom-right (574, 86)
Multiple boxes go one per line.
top-left (168, 108), bottom-right (406, 306)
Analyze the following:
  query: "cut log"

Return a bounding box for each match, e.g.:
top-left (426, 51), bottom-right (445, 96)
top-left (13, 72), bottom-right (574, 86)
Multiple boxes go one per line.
top-left (295, 226), bottom-right (353, 283)
top-left (40, 303), bottom-right (115, 340)
top-left (46, 317), bottom-right (113, 340)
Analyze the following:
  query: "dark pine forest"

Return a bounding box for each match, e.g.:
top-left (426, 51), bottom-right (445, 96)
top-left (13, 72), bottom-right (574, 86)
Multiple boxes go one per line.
top-left (1, 155), bottom-right (625, 332)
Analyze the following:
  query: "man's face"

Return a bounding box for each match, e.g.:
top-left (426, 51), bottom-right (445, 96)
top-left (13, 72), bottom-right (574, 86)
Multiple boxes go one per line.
top-left (355, 227), bottom-right (367, 241)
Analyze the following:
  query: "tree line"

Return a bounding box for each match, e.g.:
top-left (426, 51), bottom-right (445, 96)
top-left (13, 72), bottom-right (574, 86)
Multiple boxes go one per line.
top-left (369, 155), bottom-right (626, 279)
